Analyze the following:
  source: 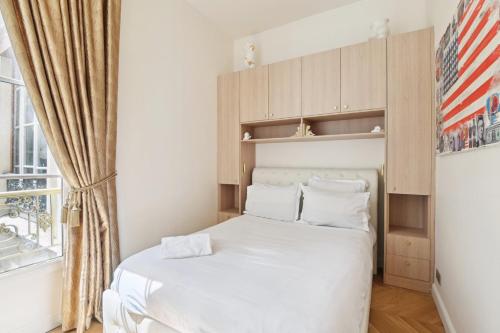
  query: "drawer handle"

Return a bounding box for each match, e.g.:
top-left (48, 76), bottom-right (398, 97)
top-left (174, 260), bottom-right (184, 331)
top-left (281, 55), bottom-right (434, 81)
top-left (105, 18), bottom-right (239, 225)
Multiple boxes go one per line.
top-left (405, 261), bottom-right (411, 266)
top-left (406, 241), bottom-right (412, 246)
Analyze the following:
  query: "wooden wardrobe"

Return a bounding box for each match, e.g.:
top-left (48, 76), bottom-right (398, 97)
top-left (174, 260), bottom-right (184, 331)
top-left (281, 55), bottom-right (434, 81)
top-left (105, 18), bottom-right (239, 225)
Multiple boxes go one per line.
top-left (384, 28), bottom-right (435, 292)
top-left (217, 28), bottom-right (435, 293)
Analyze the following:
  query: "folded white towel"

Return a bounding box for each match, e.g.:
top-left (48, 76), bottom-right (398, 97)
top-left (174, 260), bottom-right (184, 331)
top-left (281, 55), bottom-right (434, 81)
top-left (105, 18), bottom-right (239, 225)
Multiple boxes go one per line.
top-left (161, 233), bottom-right (212, 259)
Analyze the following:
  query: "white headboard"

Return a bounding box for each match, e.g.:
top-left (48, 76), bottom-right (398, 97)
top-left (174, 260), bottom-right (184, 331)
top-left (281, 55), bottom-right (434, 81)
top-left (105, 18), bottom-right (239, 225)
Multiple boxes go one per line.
top-left (252, 167), bottom-right (379, 271)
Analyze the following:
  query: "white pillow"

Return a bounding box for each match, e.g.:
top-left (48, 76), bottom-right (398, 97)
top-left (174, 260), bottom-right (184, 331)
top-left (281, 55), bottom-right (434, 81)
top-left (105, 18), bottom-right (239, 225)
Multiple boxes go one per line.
top-left (300, 185), bottom-right (370, 231)
top-left (245, 183), bottom-right (301, 222)
top-left (308, 176), bottom-right (367, 193)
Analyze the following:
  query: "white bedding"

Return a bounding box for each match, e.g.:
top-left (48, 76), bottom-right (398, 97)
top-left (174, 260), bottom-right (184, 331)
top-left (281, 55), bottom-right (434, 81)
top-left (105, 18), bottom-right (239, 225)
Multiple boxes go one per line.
top-left (110, 215), bottom-right (374, 333)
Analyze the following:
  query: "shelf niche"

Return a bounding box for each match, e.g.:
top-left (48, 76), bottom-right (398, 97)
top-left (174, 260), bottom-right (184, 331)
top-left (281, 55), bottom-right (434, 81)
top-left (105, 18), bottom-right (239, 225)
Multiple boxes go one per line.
top-left (305, 115), bottom-right (384, 137)
top-left (240, 110), bottom-right (385, 144)
top-left (218, 184), bottom-right (239, 213)
top-left (388, 194), bottom-right (430, 238)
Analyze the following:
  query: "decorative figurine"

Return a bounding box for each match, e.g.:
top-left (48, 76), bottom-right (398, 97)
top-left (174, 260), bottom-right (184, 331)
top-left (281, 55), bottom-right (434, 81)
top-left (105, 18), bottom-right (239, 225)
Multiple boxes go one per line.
top-left (244, 41), bottom-right (256, 68)
top-left (243, 132), bottom-right (252, 140)
top-left (370, 19), bottom-right (390, 39)
top-left (305, 125), bottom-right (315, 136)
top-left (294, 125), bottom-right (303, 137)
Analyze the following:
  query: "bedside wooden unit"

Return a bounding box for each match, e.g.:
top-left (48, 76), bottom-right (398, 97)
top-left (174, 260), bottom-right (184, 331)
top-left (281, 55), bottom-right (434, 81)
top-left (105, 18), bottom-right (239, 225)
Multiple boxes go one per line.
top-left (387, 233), bottom-right (430, 260)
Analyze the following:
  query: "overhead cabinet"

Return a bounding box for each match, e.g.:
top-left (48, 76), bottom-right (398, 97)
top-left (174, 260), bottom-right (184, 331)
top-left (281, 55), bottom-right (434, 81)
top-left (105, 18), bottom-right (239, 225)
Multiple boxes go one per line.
top-left (217, 72), bottom-right (240, 184)
top-left (387, 28), bottom-right (432, 195)
top-left (269, 58), bottom-right (302, 119)
top-left (341, 38), bottom-right (387, 112)
top-left (301, 49), bottom-right (341, 116)
top-left (240, 65), bottom-right (269, 122)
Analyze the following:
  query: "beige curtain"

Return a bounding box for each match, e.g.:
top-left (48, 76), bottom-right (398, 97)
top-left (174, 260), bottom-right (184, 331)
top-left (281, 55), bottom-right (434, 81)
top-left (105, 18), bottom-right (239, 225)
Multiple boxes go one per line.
top-left (0, 0), bottom-right (121, 331)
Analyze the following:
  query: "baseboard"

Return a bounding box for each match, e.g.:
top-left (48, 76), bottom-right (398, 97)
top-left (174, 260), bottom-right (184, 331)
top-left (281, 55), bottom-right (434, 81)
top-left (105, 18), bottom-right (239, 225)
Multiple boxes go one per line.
top-left (432, 283), bottom-right (457, 333)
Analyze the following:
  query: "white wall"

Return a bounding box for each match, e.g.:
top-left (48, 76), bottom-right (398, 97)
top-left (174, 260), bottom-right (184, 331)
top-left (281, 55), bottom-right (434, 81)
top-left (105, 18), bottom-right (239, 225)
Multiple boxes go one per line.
top-left (233, 0), bottom-right (430, 71)
top-left (428, 1), bottom-right (500, 332)
top-left (0, 260), bottom-right (62, 333)
top-left (116, 0), bottom-right (232, 259)
top-left (256, 139), bottom-right (384, 169)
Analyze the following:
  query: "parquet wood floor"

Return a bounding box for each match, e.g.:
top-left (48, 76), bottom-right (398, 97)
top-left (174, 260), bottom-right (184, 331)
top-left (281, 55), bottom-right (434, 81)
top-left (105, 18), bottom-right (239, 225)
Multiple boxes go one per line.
top-left (369, 276), bottom-right (444, 333)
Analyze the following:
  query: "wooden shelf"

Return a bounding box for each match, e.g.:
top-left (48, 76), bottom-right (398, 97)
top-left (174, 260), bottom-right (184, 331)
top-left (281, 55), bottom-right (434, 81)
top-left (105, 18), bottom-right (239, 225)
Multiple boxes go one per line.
top-left (241, 131), bottom-right (384, 144)
top-left (240, 109), bottom-right (385, 127)
top-left (240, 117), bottom-right (300, 127)
top-left (388, 226), bottom-right (428, 238)
top-left (219, 207), bottom-right (239, 215)
top-left (303, 109), bottom-right (385, 122)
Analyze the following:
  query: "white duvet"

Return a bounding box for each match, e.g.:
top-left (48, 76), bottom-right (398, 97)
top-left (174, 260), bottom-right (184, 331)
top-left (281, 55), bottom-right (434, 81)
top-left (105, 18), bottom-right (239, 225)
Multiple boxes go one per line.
top-left (111, 215), bottom-right (374, 333)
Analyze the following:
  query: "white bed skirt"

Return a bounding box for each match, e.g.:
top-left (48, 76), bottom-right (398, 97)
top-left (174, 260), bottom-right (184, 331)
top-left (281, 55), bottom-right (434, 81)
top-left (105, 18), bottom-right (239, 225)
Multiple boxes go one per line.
top-left (103, 289), bottom-right (180, 333)
top-left (103, 283), bottom-right (372, 333)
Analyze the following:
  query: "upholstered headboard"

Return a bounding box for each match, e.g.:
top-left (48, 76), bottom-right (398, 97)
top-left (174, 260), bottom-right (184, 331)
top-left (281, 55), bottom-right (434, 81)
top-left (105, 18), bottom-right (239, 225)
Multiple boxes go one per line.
top-left (252, 167), bottom-right (379, 271)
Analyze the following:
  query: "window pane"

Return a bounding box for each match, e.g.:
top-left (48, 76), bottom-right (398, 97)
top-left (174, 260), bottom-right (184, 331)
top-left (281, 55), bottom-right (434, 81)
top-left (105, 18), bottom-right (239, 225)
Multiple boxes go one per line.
top-left (23, 91), bottom-right (34, 124)
top-left (0, 82), bottom-right (13, 174)
top-left (37, 168), bottom-right (47, 174)
top-left (37, 126), bottom-right (47, 167)
top-left (24, 125), bottom-right (34, 165)
top-left (0, 49), bottom-right (20, 80)
top-left (14, 88), bottom-right (20, 126)
top-left (0, 14), bottom-right (22, 81)
top-left (23, 167), bottom-right (33, 174)
top-left (13, 127), bottom-right (19, 166)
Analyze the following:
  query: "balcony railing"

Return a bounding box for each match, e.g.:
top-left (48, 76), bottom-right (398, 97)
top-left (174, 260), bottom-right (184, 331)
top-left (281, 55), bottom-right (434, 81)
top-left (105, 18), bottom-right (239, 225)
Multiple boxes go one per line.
top-left (0, 174), bottom-right (63, 274)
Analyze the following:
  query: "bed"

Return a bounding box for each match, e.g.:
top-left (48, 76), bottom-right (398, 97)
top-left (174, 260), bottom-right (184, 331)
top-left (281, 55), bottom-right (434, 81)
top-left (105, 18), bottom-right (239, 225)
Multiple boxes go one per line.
top-left (103, 167), bottom-right (378, 333)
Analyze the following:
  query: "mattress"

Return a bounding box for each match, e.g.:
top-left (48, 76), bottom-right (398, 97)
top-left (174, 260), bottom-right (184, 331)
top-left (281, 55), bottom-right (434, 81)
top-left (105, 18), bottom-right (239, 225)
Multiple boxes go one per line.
top-left (109, 215), bottom-right (375, 333)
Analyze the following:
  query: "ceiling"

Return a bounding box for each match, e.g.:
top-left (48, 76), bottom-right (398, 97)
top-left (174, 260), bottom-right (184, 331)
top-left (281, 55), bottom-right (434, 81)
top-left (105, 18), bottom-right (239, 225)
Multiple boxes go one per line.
top-left (185, 0), bottom-right (361, 38)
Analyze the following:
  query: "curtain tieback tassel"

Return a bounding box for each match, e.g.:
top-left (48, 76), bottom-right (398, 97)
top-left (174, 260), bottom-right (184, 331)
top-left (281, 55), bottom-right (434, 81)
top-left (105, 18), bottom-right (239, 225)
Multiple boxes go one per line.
top-left (61, 171), bottom-right (117, 228)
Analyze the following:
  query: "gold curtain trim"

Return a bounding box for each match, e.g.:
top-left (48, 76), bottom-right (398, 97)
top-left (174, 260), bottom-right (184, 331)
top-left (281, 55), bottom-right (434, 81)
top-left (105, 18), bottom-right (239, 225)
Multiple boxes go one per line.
top-left (71, 171), bottom-right (118, 193)
top-left (62, 172), bottom-right (117, 227)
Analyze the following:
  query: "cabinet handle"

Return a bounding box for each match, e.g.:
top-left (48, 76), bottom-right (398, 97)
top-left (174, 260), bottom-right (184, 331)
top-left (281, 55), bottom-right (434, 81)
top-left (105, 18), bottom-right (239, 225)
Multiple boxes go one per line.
top-left (343, 105), bottom-right (349, 109)
top-left (405, 261), bottom-right (411, 266)
top-left (406, 240), bottom-right (412, 246)
top-left (270, 113), bottom-right (274, 117)
top-left (333, 106), bottom-right (338, 111)
top-left (242, 163), bottom-right (246, 174)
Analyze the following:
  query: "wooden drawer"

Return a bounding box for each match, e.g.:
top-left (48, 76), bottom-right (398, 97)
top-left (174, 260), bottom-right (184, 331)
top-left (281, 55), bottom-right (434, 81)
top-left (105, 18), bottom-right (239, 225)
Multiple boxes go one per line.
top-left (386, 254), bottom-right (430, 281)
top-left (387, 234), bottom-right (430, 259)
top-left (217, 212), bottom-right (239, 223)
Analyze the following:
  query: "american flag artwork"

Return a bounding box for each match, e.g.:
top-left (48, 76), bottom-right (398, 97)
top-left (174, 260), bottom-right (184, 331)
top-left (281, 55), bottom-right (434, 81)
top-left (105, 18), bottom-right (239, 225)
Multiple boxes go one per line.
top-left (436, 0), bottom-right (500, 154)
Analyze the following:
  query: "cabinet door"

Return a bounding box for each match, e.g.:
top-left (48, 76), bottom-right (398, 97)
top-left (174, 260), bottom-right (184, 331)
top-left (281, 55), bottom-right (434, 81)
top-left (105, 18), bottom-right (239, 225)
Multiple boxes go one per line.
top-left (240, 65), bottom-right (269, 122)
top-left (387, 29), bottom-right (432, 195)
top-left (217, 73), bottom-right (240, 184)
top-left (341, 38), bottom-right (386, 112)
top-left (269, 58), bottom-right (301, 119)
top-left (302, 49), bottom-right (341, 116)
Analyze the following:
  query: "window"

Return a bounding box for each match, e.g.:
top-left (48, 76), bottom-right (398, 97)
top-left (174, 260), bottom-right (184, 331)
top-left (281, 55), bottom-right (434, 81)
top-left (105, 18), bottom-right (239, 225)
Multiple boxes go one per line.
top-left (0, 10), bottom-right (62, 274)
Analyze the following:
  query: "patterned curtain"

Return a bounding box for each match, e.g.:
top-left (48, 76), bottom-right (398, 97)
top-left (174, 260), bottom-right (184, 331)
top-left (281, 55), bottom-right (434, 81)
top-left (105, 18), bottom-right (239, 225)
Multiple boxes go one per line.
top-left (0, 0), bottom-right (121, 331)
